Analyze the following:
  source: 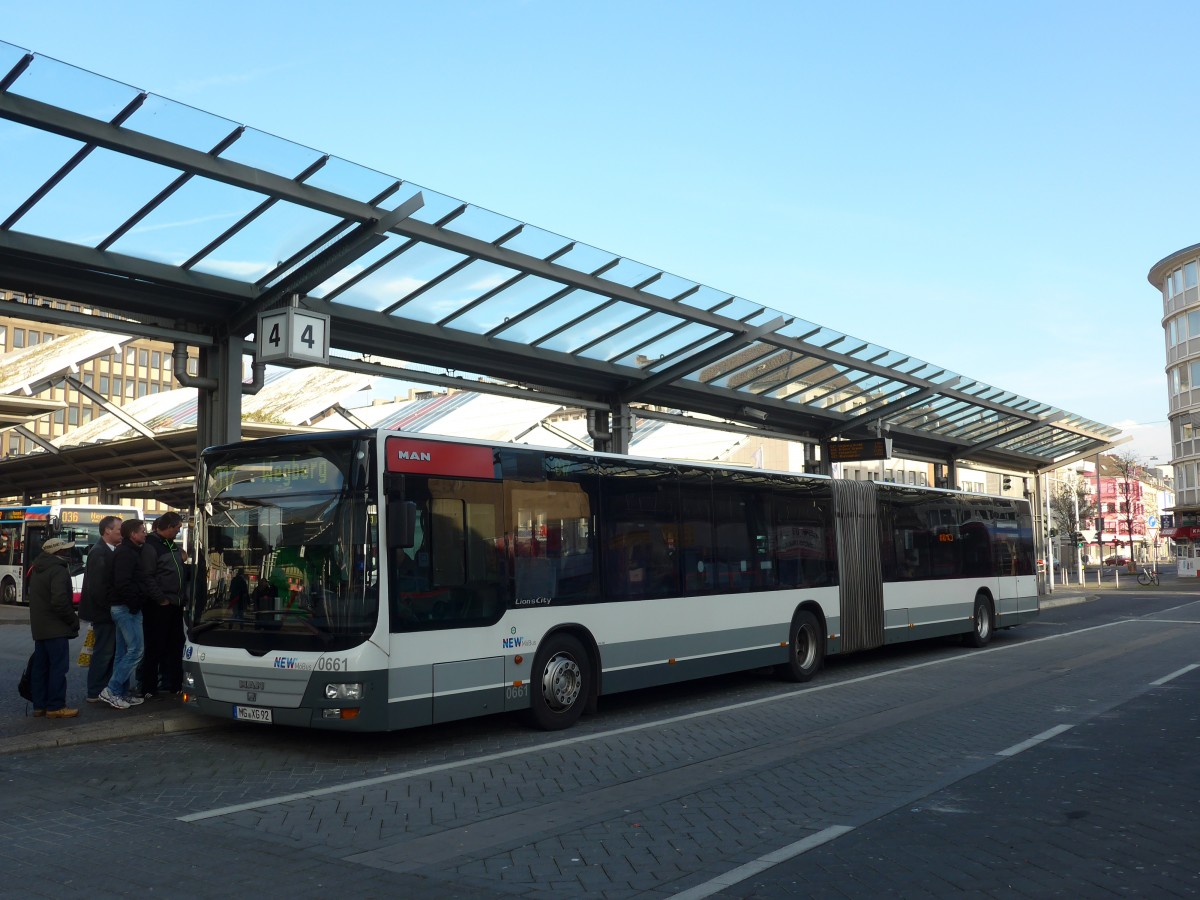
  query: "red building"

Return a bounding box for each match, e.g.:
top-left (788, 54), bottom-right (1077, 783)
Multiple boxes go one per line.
top-left (1087, 474), bottom-right (1147, 560)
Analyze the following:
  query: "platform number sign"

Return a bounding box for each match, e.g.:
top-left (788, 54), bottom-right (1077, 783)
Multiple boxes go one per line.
top-left (257, 309), bottom-right (330, 365)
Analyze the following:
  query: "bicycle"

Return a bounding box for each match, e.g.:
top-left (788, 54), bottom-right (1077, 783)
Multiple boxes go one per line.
top-left (1136, 566), bottom-right (1160, 586)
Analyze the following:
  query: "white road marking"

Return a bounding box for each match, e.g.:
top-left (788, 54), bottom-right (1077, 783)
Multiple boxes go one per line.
top-left (996, 724), bottom-right (1073, 757)
top-left (178, 617), bottom-right (1166, 822)
top-left (1150, 662), bottom-right (1200, 685)
top-left (671, 826), bottom-right (856, 899)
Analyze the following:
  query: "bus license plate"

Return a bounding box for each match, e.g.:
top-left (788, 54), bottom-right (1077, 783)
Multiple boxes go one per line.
top-left (233, 705), bottom-right (273, 724)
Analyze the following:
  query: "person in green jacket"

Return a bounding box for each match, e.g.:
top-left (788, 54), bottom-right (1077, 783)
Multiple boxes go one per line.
top-left (27, 537), bottom-right (81, 718)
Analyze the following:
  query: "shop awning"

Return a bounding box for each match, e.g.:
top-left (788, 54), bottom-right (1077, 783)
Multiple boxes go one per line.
top-left (1161, 526), bottom-right (1200, 541)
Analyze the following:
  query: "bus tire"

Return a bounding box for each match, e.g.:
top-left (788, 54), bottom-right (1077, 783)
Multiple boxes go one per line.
top-left (778, 609), bottom-right (824, 683)
top-left (963, 593), bottom-right (994, 647)
top-left (523, 634), bottom-right (590, 731)
top-left (1, 576), bottom-right (15, 605)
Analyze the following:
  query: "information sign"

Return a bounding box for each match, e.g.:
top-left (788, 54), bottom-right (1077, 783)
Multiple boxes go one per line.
top-left (257, 308), bottom-right (330, 365)
top-left (827, 438), bottom-right (893, 462)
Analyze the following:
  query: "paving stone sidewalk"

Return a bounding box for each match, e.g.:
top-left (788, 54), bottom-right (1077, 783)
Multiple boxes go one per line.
top-left (0, 608), bottom-right (220, 752)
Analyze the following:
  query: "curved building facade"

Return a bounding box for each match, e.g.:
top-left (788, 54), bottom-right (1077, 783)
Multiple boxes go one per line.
top-left (1149, 245), bottom-right (1200, 572)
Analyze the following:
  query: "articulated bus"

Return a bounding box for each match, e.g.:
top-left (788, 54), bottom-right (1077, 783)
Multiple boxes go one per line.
top-left (0, 504), bottom-right (142, 605)
top-left (183, 429), bottom-right (1038, 733)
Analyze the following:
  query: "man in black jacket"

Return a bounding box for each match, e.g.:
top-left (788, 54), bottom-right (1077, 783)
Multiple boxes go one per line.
top-left (79, 515), bottom-right (122, 703)
top-left (140, 512), bottom-right (188, 697)
top-left (27, 537), bottom-right (81, 718)
top-left (101, 519), bottom-right (149, 710)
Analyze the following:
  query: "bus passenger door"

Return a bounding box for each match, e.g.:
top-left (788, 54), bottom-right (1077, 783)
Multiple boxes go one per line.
top-left (994, 538), bottom-right (1033, 618)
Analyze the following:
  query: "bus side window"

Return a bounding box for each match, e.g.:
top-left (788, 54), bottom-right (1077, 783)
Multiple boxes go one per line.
top-left (773, 487), bottom-right (834, 588)
top-left (678, 484), bottom-right (714, 594)
top-left (713, 488), bottom-right (756, 592)
top-left (601, 469), bottom-right (680, 601)
top-left (960, 522), bottom-right (991, 577)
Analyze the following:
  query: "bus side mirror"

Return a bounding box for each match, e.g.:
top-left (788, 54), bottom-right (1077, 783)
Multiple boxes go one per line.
top-left (388, 501), bottom-right (417, 550)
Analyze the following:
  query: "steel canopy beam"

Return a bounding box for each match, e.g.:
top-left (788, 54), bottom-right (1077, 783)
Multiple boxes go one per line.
top-left (226, 191), bottom-right (427, 334)
top-left (1, 299), bottom-right (217, 347)
top-left (824, 380), bottom-right (960, 438)
top-left (619, 315), bottom-right (792, 403)
top-left (63, 374), bottom-right (194, 467)
top-left (0, 230), bottom-right (254, 315)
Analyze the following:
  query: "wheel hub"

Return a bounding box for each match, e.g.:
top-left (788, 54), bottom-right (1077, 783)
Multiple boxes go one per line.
top-left (794, 626), bottom-right (815, 667)
top-left (541, 653), bottom-right (582, 711)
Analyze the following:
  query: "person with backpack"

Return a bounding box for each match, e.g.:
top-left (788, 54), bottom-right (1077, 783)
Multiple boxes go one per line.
top-left (27, 537), bottom-right (81, 718)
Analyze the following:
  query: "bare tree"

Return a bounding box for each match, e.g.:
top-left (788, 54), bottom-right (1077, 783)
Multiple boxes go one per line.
top-left (1050, 473), bottom-right (1096, 572)
top-left (1110, 450), bottom-right (1146, 561)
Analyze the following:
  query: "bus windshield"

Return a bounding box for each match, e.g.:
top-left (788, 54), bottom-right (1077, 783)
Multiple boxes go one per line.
top-left (192, 444), bottom-right (379, 653)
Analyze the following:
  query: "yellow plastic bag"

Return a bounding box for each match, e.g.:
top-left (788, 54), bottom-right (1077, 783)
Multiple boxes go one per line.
top-left (77, 624), bottom-right (95, 668)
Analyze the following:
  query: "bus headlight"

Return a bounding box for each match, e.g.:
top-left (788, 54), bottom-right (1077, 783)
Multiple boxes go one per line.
top-left (324, 682), bottom-right (363, 700)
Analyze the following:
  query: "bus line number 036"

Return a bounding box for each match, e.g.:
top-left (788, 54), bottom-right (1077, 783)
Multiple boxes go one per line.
top-left (315, 657), bottom-right (349, 672)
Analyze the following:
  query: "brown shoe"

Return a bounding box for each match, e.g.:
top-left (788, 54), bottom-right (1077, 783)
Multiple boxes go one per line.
top-left (32, 709), bottom-right (46, 717)
top-left (45, 708), bottom-right (79, 719)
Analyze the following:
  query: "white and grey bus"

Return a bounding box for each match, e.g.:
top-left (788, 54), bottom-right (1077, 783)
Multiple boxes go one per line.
top-left (183, 430), bottom-right (1038, 732)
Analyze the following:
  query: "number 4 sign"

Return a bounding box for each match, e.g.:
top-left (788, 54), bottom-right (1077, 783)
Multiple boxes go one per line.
top-left (257, 309), bottom-right (330, 365)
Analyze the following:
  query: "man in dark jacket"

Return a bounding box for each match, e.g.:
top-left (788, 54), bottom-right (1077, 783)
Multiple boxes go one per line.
top-left (79, 515), bottom-right (122, 703)
top-left (101, 519), bottom-right (150, 710)
top-left (140, 512), bottom-right (188, 697)
top-left (27, 537), bottom-right (81, 718)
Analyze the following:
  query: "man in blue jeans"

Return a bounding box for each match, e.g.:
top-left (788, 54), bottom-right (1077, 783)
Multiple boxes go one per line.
top-left (27, 537), bottom-right (81, 718)
top-left (101, 519), bottom-right (149, 710)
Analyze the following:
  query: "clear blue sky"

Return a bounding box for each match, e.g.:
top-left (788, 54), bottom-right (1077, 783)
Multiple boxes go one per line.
top-left (3, 1), bottom-right (1191, 464)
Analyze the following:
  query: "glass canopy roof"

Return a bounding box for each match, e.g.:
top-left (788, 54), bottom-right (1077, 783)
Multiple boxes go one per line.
top-left (0, 41), bottom-right (1121, 469)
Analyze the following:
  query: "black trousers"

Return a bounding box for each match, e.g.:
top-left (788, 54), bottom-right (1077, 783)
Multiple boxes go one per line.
top-left (141, 602), bottom-right (184, 692)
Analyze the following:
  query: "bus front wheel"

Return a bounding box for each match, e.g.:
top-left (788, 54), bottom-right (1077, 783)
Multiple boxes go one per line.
top-left (963, 593), bottom-right (994, 648)
top-left (1, 576), bottom-right (15, 605)
top-left (523, 634), bottom-right (590, 731)
top-left (778, 609), bottom-right (824, 683)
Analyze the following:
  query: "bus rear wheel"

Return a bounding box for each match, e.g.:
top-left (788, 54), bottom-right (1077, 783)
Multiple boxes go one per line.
top-left (963, 593), bottom-right (994, 647)
top-left (778, 609), bottom-right (824, 683)
top-left (1, 576), bottom-right (15, 605)
top-left (523, 634), bottom-right (590, 731)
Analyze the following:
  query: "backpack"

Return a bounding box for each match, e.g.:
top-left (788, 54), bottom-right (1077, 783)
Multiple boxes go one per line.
top-left (18, 652), bottom-right (33, 702)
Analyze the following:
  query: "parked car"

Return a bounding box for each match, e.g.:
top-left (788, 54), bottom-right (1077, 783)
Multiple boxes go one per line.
top-left (1103, 555), bottom-right (1129, 566)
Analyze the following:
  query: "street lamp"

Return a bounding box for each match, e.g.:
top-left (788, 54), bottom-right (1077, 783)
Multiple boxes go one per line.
top-left (1148, 457), bottom-right (1160, 573)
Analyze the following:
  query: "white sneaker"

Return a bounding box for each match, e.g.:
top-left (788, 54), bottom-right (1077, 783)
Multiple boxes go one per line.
top-left (125, 694), bottom-right (145, 706)
top-left (99, 687), bottom-right (130, 710)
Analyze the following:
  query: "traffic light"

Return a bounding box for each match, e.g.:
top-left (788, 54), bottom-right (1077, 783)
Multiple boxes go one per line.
top-left (1002, 475), bottom-right (1012, 491)
top-left (1075, 532), bottom-right (1085, 547)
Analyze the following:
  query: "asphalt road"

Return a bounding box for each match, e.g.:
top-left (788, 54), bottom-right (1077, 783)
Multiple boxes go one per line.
top-left (1, 583), bottom-right (1197, 898)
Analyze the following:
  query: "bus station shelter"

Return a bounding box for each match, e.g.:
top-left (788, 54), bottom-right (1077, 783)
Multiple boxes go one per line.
top-left (0, 40), bottom-right (1124, 508)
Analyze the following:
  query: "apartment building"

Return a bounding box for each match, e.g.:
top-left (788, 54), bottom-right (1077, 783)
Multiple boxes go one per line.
top-left (1148, 245), bottom-right (1200, 574)
top-left (0, 289), bottom-right (190, 509)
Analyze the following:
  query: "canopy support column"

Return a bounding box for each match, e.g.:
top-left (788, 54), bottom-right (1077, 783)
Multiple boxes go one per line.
top-left (191, 336), bottom-right (243, 450)
top-left (587, 403), bottom-right (632, 455)
top-left (934, 460), bottom-right (957, 489)
top-left (813, 443), bottom-right (833, 476)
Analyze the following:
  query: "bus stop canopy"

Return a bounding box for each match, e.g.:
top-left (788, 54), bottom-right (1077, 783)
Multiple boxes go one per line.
top-left (0, 40), bottom-right (1123, 504)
